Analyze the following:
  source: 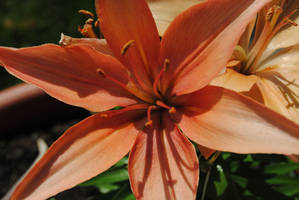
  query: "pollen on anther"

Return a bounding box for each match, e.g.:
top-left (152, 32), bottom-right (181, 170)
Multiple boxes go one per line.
top-left (145, 120), bottom-right (153, 127)
top-left (78, 10), bottom-right (94, 18)
top-left (169, 107), bottom-right (176, 114)
top-left (96, 68), bottom-right (106, 78)
top-left (100, 114), bottom-right (108, 118)
top-left (121, 40), bottom-right (135, 55)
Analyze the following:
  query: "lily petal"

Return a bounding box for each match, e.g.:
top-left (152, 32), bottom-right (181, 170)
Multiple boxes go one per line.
top-left (262, 7), bottom-right (299, 58)
top-left (129, 113), bottom-right (199, 200)
top-left (147, 0), bottom-right (201, 35)
top-left (95, 0), bottom-right (160, 84)
top-left (160, 0), bottom-right (270, 95)
top-left (59, 33), bottom-right (113, 55)
top-left (0, 44), bottom-right (137, 112)
top-left (257, 73), bottom-right (299, 124)
top-left (211, 69), bottom-right (259, 92)
top-left (175, 86), bottom-right (299, 154)
top-left (11, 108), bottom-right (145, 200)
top-left (197, 144), bottom-right (216, 160)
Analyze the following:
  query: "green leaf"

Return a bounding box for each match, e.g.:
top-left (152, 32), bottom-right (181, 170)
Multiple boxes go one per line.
top-left (243, 155), bottom-right (253, 162)
top-left (113, 157), bottom-right (128, 168)
top-left (111, 183), bottom-right (135, 200)
top-left (214, 165), bottom-right (228, 196)
top-left (266, 175), bottom-right (299, 185)
top-left (97, 184), bottom-right (120, 194)
top-left (274, 185), bottom-right (299, 197)
top-left (80, 168), bottom-right (129, 186)
top-left (222, 152), bottom-right (231, 160)
top-left (230, 175), bottom-right (248, 188)
top-left (264, 163), bottom-right (299, 175)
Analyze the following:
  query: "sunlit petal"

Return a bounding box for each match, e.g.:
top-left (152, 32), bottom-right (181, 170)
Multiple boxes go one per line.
top-left (0, 44), bottom-right (137, 112)
top-left (175, 86), bottom-right (299, 154)
top-left (160, 0), bottom-right (270, 95)
top-left (129, 113), bottom-right (199, 200)
top-left (96, 0), bottom-right (160, 83)
top-left (11, 108), bottom-right (145, 200)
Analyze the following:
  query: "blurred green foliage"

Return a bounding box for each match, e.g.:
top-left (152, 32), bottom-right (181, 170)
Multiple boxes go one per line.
top-left (78, 152), bottom-right (299, 200)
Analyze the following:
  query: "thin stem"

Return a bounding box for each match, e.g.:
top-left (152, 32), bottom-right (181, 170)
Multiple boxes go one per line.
top-left (201, 168), bottom-right (211, 200)
top-left (201, 151), bottom-right (221, 200)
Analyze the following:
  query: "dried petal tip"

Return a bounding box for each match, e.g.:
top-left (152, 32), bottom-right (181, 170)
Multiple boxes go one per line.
top-left (59, 33), bottom-right (72, 47)
top-left (121, 40), bottom-right (135, 55)
top-left (78, 9), bottom-right (94, 18)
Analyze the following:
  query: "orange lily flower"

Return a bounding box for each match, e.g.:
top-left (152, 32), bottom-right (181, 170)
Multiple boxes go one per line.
top-left (211, 0), bottom-right (299, 124)
top-left (1, 0), bottom-right (299, 199)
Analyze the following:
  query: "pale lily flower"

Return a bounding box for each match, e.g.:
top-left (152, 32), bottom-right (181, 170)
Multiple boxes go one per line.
top-left (146, 0), bottom-right (202, 35)
top-left (211, 0), bottom-right (299, 124)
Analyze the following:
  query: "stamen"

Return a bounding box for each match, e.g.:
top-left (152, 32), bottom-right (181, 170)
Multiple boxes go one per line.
top-left (96, 68), bottom-right (138, 98)
top-left (94, 19), bottom-right (99, 28)
top-left (78, 10), bottom-right (94, 18)
top-left (169, 107), bottom-right (176, 114)
top-left (245, 5), bottom-right (299, 74)
top-left (145, 105), bottom-right (156, 127)
top-left (78, 23), bottom-right (97, 38)
top-left (100, 113), bottom-right (108, 118)
top-left (156, 100), bottom-right (171, 109)
top-left (153, 59), bottom-right (170, 98)
top-left (121, 40), bottom-right (135, 55)
top-left (126, 81), bottom-right (155, 103)
top-left (156, 100), bottom-right (176, 114)
top-left (85, 18), bottom-right (94, 24)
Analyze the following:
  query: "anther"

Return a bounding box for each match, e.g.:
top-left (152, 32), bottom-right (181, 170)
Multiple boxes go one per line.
top-left (153, 58), bottom-right (170, 98)
top-left (145, 120), bottom-right (153, 127)
top-left (78, 10), bottom-right (94, 18)
top-left (100, 113), bottom-right (108, 118)
top-left (85, 18), bottom-right (94, 24)
top-left (169, 107), bottom-right (176, 114)
top-left (121, 40), bottom-right (135, 55)
top-left (145, 105), bottom-right (156, 127)
top-left (287, 19), bottom-right (298, 26)
top-left (94, 19), bottom-right (99, 28)
top-left (96, 68), bottom-right (106, 78)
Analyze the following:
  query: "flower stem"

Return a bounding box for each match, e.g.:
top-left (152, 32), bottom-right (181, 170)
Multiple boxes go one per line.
top-left (201, 168), bottom-right (211, 200)
top-left (201, 151), bottom-right (221, 200)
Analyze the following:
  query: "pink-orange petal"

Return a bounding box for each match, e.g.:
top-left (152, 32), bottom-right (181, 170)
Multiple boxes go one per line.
top-left (129, 112), bottom-right (199, 200)
top-left (175, 86), bottom-right (299, 154)
top-left (0, 44), bottom-right (137, 112)
top-left (198, 144), bottom-right (216, 160)
top-left (11, 108), bottom-right (145, 200)
top-left (160, 0), bottom-right (271, 95)
top-left (95, 0), bottom-right (161, 85)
